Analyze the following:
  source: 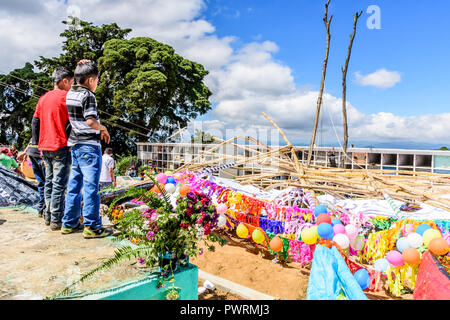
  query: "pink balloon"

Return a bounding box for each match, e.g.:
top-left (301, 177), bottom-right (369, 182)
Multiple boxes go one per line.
top-left (345, 224), bottom-right (358, 239)
top-left (333, 224), bottom-right (346, 235)
top-left (216, 203), bottom-right (228, 215)
top-left (156, 173), bottom-right (167, 184)
top-left (386, 250), bottom-right (404, 267)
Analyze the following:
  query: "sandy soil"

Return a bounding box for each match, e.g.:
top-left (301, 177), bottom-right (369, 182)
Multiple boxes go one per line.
top-left (0, 207), bottom-right (146, 300)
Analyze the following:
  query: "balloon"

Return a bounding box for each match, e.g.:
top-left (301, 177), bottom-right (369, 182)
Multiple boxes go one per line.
top-left (165, 171), bottom-right (173, 175)
top-left (396, 237), bottom-right (411, 253)
top-left (423, 229), bottom-right (442, 247)
top-left (316, 213), bottom-right (332, 225)
top-left (415, 224), bottom-right (432, 236)
top-left (333, 233), bottom-right (350, 249)
top-left (386, 250), bottom-right (404, 267)
top-left (165, 183), bottom-right (176, 194)
top-left (151, 184), bottom-right (163, 194)
top-left (179, 185), bottom-right (190, 197)
top-left (166, 177), bottom-right (176, 185)
top-left (270, 236), bottom-right (283, 252)
top-left (428, 238), bottom-right (449, 255)
top-left (350, 234), bottom-right (365, 251)
top-left (345, 224), bottom-right (358, 239)
top-left (317, 223), bottom-right (334, 240)
top-left (331, 218), bottom-right (342, 226)
top-left (216, 203), bottom-right (228, 215)
top-left (301, 227), bottom-right (318, 245)
top-left (402, 248), bottom-right (421, 265)
top-left (406, 232), bottom-right (423, 248)
top-left (353, 269), bottom-right (370, 290)
top-left (313, 205), bottom-right (328, 217)
top-left (236, 224), bottom-right (248, 238)
top-left (252, 229), bottom-right (266, 244)
top-left (373, 258), bottom-right (390, 272)
top-left (217, 215), bottom-right (227, 228)
top-left (333, 224), bottom-right (346, 235)
top-left (156, 173), bottom-right (167, 184)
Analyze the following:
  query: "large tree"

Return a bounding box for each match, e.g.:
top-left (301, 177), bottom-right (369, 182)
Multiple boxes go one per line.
top-left (97, 37), bottom-right (212, 148)
top-left (0, 63), bottom-right (51, 149)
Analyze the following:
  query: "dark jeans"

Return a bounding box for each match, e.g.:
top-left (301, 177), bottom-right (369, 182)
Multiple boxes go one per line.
top-left (29, 156), bottom-right (46, 214)
top-left (42, 147), bottom-right (71, 224)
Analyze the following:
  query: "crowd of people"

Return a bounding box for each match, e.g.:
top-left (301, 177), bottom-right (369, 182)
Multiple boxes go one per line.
top-left (0, 59), bottom-right (116, 239)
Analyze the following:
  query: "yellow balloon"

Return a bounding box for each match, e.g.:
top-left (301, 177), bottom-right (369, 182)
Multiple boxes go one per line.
top-left (236, 224), bottom-right (249, 238)
top-left (423, 228), bottom-right (442, 247)
top-left (252, 229), bottom-right (266, 244)
top-left (301, 227), bottom-right (318, 245)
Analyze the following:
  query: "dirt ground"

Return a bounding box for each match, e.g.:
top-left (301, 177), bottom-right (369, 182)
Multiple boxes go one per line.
top-left (0, 207), bottom-right (409, 300)
top-left (0, 207), bottom-right (147, 300)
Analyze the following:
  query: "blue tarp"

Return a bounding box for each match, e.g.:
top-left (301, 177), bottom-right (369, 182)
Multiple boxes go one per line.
top-left (307, 244), bottom-right (368, 300)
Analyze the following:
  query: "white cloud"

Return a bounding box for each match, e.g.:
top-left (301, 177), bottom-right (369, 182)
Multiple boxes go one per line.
top-left (354, 68), bottom-right (401, 89)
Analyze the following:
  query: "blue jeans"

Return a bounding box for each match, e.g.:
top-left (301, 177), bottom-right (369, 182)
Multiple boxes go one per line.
top-left (42, 147), bottom-right (71, 223)
top-left (63, 144), bottom-right (102, 229)
top-left (29, 156), bottom-right (46, 214)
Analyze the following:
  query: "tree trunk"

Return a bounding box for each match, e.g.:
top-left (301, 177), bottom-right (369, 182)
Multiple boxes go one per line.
top-left (307, 0), bottom-right (333, 167)
top-left (341, 11), bottom-right (362, 168)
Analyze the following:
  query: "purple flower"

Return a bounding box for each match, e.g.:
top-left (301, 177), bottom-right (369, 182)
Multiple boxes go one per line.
top-left (186, 200), bottom-right (195, 209)
top-left (146, 231), bottom-right (155, 240)
top-left (137, 257), bottom-right (145, 264)
top-left (199, 248), bottom-right (204, 255)
top-left (187, 192), bottom-right (197, 201)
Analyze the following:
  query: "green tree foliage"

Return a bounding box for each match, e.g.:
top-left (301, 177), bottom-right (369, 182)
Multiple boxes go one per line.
top-left (0, 63), bottom-right (51, 149)
top-left (35, 17), bottom-right (132, 75)
top-left (97, 37), bottom-right (212, 147)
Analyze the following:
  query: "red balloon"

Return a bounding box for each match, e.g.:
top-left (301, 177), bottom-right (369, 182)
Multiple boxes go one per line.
top-left (316, 213), bottom-right (332, 225)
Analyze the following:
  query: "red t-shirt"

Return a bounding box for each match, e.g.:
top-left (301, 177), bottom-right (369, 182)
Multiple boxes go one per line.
top-left (33, 89), bottom-right (69, 151)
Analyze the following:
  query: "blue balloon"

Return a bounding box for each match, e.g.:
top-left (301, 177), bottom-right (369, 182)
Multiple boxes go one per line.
top-left (354, 269), bottom-right (370, 290)
top-left (331, 218), bottom-right (342, 226)
top-left (166, 177), bottom-right (176, 185)
top-left (317, 223), bottom-right (334, 239)
top-left (396, 237), bottom-right (411, 253)
top-left (415, 224), bottom-right (431, 236)
top-left (373, 258), bottom-right (390, 272)
top-left (313, 205), bottom-right (328, 217)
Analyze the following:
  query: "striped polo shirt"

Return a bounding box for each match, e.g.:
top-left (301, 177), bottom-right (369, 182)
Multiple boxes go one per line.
top-left (66, 85), bottom-right (101, 147)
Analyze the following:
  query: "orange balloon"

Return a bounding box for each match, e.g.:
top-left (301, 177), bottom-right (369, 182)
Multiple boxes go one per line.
top-left (151, 184), bottom-right (164, 194)
top-left (402, 248), bottom-right (421, 265)
top-left (270, 236), bottom-right (283, 252)
top-left (429, 238), bottom-right (449, 256)
top-left (179, 185), bottom-right (190, 197)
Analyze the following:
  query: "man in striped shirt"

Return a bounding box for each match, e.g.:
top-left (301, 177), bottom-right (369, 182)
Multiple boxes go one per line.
top-left (62, 60), bottom-right (113, 238)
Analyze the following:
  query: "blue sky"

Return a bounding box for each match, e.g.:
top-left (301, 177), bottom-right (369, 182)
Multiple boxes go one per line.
top-left (202, 0), bottom-right (450, 117)
top-left (1, 0), bottom-right (449, 147)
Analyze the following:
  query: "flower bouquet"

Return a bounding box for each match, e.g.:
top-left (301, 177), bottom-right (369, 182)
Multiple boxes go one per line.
top-left (51, 176), bottom-right (226, 300)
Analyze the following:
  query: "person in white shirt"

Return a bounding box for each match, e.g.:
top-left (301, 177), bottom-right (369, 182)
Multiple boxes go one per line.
top-left (99, 148), bottom-right (116, 189)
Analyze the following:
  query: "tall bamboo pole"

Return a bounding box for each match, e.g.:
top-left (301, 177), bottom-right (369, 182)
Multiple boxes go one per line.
top-left (307, 0), bottom-right (333, 167)
top-left (341, 11), bottom-right (362, 168)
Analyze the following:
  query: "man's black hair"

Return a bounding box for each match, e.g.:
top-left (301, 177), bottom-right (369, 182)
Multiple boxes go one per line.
top-left (51, 67), bottom-right (74, 85)
top-left (104, 147), bottom-right (113, 155)
top-left (74, 61), bottom-right (99, 85)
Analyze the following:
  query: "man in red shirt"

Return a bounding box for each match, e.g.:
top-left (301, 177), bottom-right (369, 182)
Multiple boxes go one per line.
top-left (33, 67), bottom-right (74, 230)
